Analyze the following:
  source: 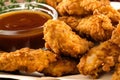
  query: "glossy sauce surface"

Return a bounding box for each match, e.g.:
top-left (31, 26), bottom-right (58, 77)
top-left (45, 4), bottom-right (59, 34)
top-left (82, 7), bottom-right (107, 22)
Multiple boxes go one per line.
top-left (0, 10), bottom-right (52, 51)
top-left (0, 10), bottom-right (51, 30)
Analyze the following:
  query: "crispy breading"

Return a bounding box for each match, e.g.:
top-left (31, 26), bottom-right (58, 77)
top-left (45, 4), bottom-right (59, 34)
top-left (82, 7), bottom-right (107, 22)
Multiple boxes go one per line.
top-left (0, 48), bottom-right (57, 73)
top-left (94, 5), bottom-right (120, 26)
top-left (79, 0), bottom-right (109, 11)
top-left (56, 0), bottom-right (110, 16)
top-left (76, 14), bottom-right (114, 41)
top-left (42, 56), bottom-right (79, 76)
top-left (110, 22), bottom-right (120, 45)
top-left (111, 23), bottom-right (120, 80)
top-left (45, 0), bottom-right (62, 8)
top-left (77, 40), bottom-right (120, 78)
top-left (77, 23), bottom-right (120, 78)
top-left (43, 20), bottom-right (93, 58)
top-left (58, 16), bottom-right (80, 29)
top-left (112, 63), bottom-right (120, 80)
top-left (56, 0), bottom-right (87, 16)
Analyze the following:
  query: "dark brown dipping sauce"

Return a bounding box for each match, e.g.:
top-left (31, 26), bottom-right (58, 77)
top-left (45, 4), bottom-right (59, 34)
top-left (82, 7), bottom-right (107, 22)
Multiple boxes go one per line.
top-left (0, 10), bottom-right (52, 52)
top-left (0, 10), bottom-right (51, 30)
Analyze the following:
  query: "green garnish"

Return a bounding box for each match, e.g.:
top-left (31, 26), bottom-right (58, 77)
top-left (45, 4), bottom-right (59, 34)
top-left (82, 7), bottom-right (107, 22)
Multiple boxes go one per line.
top-left (0, 0), bottom-right (46, 13)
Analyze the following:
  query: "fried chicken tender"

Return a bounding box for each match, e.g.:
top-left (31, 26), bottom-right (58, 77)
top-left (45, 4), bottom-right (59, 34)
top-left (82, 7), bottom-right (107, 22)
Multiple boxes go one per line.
top-left (42, 57), bottom-right (79, 76)
top-left (45, 0), bottom-right (62, 8)
top-left (43, 20), bottom-right (93, 58)
top-left (0, 48), bottom-right (57, 73)
top-left (56, 0), bottom-right (110, 16)
top-left (77, 41), bottom-right (120, 78)
top-left (56, 0), bottom-right (87, 16)
top-left (111, 23), bottom-right (120, 80)
top-left (77, 23), bottom-right (120, 78)
top-left (76, 14), bottom-right (115, 41)
top-left (58, 16), bottom-right (80, 29)
top-left (111, 22), bottom-right (120, 45)
top-left (112, 63), bottom-right (120, 80)
top-left (94, 5), bottom-right (120, 26)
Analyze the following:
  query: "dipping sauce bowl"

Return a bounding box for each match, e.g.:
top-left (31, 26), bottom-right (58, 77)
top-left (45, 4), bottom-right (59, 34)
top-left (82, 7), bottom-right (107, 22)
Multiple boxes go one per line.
top-left (0, 2), bottom-right (58, 52)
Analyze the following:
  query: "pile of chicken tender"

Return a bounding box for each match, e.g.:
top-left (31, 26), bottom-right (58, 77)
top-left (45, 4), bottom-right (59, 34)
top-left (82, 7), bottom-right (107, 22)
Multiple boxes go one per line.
top-left (0, 0), bottom-right (120, 79)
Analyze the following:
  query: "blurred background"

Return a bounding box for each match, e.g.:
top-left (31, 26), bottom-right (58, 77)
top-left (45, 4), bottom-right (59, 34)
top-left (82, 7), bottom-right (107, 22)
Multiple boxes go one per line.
top-left (0, 0), bottom-right (44, 8)
top-left (0, 0), bottom-right (43, 5)
top-left (0, 0), bottom-right (120, 5)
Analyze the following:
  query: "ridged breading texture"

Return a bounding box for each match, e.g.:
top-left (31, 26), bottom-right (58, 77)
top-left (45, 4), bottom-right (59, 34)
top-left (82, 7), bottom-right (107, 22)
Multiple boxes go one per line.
top-left (0, 48), bottom-right (57, 72)
top-left (44, 20), bottom-right (93, 58)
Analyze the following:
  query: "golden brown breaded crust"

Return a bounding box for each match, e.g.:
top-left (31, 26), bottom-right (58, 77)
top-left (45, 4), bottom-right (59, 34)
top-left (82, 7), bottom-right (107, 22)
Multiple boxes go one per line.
top-left (76, 14), bottom-right (114, 41)
top-left (77, 41), bottom-right (120, 78)
top-left (56, 0), bottom-right (87, 16)
top-left (56, 0), bottom-right (110, 16)
top-left (108, 23), bottom-right (120, 80)
top-left (111, 24), bottom-right (120, 80)
top-left (45, 0), bottom-right (62, 8)
top-left (111, 23), bottom-right (120, 45)
top-left (58, 16), bottom-right (80, 29)
top-left (112, 63), bottom-right (120, 80)
top-left (94, 5), bottom-right (120, 26)
top-left (0, 48), bottom-right (57, 73)
top-left (77, 23), bottom-right (120, 78)
top-left (79, 0), bottom-right (110, 11)
top-left (42, 57), bottom-right (79, 77)
top-left (44, 20), bottom-right (93, 58)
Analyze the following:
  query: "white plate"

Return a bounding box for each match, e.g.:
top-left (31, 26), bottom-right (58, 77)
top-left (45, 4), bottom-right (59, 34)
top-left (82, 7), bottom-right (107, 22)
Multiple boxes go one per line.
top-left (0, 72), bottom-right (112, 80)
top-left (110, 1), bottom-right (120, 10)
